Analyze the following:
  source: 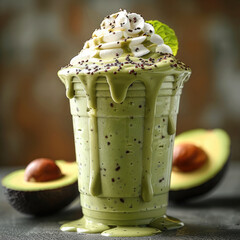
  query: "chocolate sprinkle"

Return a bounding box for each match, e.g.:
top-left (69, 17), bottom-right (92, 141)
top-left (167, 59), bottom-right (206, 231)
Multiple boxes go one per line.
top-left (65, 53), bottom-right (189, 77)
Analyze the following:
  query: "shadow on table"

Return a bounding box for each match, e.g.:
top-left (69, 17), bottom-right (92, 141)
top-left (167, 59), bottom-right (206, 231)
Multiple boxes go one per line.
top-left (170, 196), bottom-right (240, 209)
top-left (19, 201), bottom-right (83, 223)
top-left (175, 223), bottom-right (240, 238)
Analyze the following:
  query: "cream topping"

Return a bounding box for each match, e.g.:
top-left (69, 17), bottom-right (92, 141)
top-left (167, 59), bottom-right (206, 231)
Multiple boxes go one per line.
top-left (70, 9), bottom-right (172, 65)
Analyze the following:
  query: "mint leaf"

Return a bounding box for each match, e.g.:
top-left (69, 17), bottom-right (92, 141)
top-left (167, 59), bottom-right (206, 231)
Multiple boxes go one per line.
top-left (146, 20), bottom-right (178, 56)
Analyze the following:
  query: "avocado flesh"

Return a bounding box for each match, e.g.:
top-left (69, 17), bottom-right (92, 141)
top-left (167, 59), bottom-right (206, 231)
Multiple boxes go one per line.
top-left (170, 129), bottom-right (230, 201)
top-left (2, 160), bottom-right (79, 215)
top-left (2, 160), bottom-right (78, 191)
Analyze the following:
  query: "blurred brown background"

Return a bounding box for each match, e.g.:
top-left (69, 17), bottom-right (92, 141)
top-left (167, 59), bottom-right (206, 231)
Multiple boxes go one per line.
top-left (0, 0), bottom-right (239, 166)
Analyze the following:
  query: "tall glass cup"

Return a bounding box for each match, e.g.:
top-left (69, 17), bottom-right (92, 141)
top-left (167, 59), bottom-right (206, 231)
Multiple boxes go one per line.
top-left (58, 68), bottom-right (190, 230)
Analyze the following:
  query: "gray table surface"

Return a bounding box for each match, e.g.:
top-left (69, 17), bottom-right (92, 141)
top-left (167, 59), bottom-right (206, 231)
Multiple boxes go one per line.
top-left (0, 161), bottom-right (240, 240)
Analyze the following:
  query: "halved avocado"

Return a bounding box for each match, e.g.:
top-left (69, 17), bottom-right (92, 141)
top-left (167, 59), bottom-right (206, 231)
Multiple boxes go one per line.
top-left (169, 129), bottom-right (230, 202)
top-left (1, 160), bottom-right (79, 215)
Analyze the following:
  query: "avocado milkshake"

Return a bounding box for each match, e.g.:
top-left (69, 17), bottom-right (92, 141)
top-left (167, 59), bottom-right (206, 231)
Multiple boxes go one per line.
top-left (58, 9), bottom-right (191, 237)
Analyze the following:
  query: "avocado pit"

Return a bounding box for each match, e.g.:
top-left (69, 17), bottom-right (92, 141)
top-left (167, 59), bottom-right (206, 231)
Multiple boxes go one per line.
top-left (172, 143), bottom-right (208, 172)
top-left (24, 158), bottom-right (63, 182)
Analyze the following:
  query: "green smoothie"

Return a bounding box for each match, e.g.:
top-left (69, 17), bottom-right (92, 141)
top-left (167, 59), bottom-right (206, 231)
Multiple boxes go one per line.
top-left (58, 9), bottom-right (191, 237)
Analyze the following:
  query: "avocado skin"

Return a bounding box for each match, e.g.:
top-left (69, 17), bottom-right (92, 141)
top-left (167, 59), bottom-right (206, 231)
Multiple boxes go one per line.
top-left (169, 160), bottom-right (228, 202)
top-left (3, 181), bottom-right (79, 216)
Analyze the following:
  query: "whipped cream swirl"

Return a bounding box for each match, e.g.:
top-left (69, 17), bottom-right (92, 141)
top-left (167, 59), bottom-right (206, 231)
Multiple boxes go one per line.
top-left (70, 10), bottom-right (172, 65)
